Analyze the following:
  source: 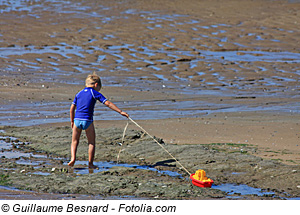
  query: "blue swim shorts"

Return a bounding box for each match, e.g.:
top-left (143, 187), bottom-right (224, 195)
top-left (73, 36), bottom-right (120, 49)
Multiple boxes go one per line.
top-left (74, 120), bottom-right (93, 130)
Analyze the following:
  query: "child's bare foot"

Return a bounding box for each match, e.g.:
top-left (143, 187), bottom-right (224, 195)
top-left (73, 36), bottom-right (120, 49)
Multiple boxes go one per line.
top-left (68, 160), bottom-right (75, 167)
top-left (89, 164), bottom-right (98, 169)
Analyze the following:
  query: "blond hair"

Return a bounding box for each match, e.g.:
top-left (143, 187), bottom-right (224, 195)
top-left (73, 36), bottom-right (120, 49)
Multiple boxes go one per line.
top-left (85, 72), bottom-right (102, 87)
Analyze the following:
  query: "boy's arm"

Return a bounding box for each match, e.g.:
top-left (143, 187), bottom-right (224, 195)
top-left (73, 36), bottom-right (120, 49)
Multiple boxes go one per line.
top-left (70, 104), bottom-right (76, 128)
top-left (104, 100), bottom-right (129, 118)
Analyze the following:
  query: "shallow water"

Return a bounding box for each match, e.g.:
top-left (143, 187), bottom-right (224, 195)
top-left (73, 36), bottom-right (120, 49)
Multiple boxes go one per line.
top-left (68, 160), bottom-right (182, 177)
top-left (212, 183), bottom-right (300, 200)
top-left (1, 0), bottom-right (300, 126)
top-left (199, 50), bottom-right (300, 63)
top-left (1, 134), bottom-right (182, 178)
top-left (212, 183), bottom-right (276, 198)
top-left (2, 97), bottom-right (299, 127)
top-left (0, 96), bottom-right (300, 126)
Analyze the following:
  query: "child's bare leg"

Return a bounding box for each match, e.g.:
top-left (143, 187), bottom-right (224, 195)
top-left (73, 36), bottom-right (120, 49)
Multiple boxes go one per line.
top-left (68, 126), bottom-right (82, 167)
top-left (86, 123), bottom-right (97, 168)
top-left (88, 142), bottom-right (96, 168)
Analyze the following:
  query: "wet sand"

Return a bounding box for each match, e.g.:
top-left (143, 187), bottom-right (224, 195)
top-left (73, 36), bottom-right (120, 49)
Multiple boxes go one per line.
top-left (0, 0), bottom-right (300, 199)
top-left (1, 124), bottom-right (300, 200)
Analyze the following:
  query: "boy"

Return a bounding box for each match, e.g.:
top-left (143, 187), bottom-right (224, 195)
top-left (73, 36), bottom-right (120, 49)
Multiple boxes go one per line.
top-left (68, 73), bottom-right (129, 168)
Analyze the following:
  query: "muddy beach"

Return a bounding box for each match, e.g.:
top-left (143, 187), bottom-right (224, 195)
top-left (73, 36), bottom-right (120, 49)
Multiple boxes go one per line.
top-left (0, 0), bottom-right (300, 200)
top-left (1, 125), bottom-right (300, 200)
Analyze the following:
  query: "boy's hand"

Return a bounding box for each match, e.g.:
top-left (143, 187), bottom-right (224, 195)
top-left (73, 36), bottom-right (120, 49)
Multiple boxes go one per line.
top-left (71, 121), bottom-right (74, 129)
top-left (120, 111), bottom-right (129, 118)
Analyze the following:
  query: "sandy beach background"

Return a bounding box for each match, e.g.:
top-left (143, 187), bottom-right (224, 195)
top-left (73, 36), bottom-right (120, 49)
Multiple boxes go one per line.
top-left (0, 0), bottom-right (300, 199)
